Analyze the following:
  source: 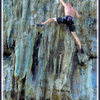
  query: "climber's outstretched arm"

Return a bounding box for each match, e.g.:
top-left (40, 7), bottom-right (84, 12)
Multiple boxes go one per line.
top-left (60, 0), bottom-right (66, 7)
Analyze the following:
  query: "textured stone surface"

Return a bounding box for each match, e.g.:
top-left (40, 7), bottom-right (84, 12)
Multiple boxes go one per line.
top-left (3, 0), bottom-right (97, 100)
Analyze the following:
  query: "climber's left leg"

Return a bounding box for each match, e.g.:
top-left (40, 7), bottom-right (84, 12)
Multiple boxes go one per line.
top-left (37, 18), bottom-right (57, 26)
top-left (71, 31), bottom-right (82, 50)
top-left (41, 18), bottom-right (57, 25)
top-left (37, 16), bottom-right (66, 27)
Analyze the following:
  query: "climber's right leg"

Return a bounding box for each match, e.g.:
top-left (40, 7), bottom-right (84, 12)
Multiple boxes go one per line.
top-left (71, 31), bottom-right (82, 50)
top-left (37, 18), bottom-right (57, 27)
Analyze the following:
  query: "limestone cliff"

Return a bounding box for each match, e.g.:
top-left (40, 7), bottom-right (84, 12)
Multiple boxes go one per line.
top-left (3, 0), bottom-right (97, 100)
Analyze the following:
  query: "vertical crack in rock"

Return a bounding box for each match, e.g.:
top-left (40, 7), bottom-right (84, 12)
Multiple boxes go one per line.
top-left (11, 64), bottom-right (16, 99)
top-left (19, 76), bottom-right (26, 100)
top-left (56, 56), bottom-right (59, 77)
top-left (43, 1), bottom-right (47, 21)
top-left (46, 98), bottom-right (50, 100)
top-left (3, 21), bottom-right (15, 58)
top-left (31, 32), bottom-right (42, 80)
top-left (43, 68), bottom-right (48, 100)
top-left (48, 57), bottom-right (54, 73)
top-left (56, 39), bottom-right (65, 77)
top-left (70, 51), bottom-right (77, 93)
top-left (59, 54), bottom-right (64, 73)
top-left (3, 40), bottom-right (15, 58)
top-left (27, 0), bottom-right (30, 9)
top-left (70, 50), bottom-right (84, 95)
top-left (21, 5), bottom-right (23, 18)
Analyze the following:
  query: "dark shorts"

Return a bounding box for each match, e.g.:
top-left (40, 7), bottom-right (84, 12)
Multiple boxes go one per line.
top-left (56, 16), bottom-right (75, 32)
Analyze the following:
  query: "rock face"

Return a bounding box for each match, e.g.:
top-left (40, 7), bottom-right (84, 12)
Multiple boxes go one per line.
top-left (3, 0), bottom-right (97, 100)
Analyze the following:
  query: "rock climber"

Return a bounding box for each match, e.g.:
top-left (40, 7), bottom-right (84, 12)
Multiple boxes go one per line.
top-left (37, 0), bottom-right (84, 53)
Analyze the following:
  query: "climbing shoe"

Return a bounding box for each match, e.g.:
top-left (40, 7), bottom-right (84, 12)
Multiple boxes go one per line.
top-left (79, 62), bottom-right (84, 66)
top-left (78, 48), bottom-right (84, 54)
top-left (37, 24), bottom-right (44, 27)
top-left (81, 48), bottom-right (84, 54)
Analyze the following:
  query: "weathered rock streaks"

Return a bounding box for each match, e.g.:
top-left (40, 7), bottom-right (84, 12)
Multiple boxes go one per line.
top-left (3, 0), bottom-right (97, 100)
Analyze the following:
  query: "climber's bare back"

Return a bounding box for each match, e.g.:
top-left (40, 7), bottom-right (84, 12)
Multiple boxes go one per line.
top-left (64, 4), bottom-right (76, 17)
